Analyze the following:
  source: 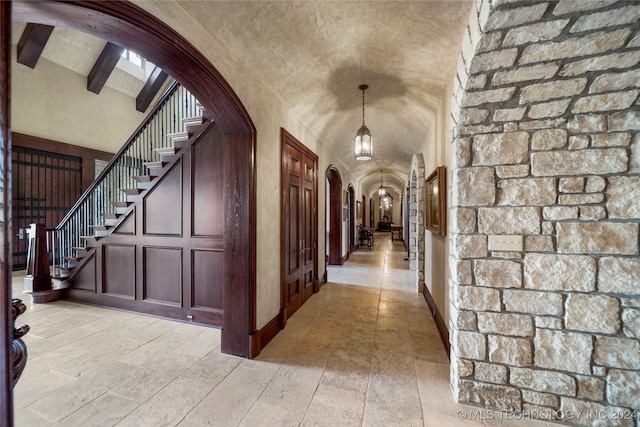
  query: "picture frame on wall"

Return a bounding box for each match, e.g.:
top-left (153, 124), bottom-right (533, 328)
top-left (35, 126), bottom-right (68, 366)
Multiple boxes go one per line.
top-left (425, 166), bottom-right (447, 236)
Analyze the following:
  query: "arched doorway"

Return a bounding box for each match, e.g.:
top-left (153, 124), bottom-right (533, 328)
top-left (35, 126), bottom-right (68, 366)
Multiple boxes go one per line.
top-left (326, 166), bottom-right (342, 265)
top-left (348, 185), bottom-right (355, 253)
top-left (410, 154), bottom-right (425, 292)
top-left (10, 1), bottom-right (257, 361)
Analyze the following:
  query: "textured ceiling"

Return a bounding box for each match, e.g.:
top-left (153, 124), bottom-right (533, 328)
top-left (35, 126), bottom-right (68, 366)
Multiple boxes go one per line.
top-left (14, 0), bottom-right (473, 196)
top-left (177, 0), bottom-right (473, 195)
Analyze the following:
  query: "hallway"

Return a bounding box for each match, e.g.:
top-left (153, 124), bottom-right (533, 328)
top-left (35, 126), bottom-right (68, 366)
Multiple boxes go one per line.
top-left (13, 234), bottom-right (557, 426)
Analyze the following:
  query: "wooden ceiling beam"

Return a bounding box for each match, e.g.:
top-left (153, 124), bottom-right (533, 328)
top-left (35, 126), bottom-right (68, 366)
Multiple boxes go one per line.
top-left (87, 42), bottom-right (124, 94)
top-left (136, 66), bottom-right (168, 112)
top-left (17, 23), bottom-right (54, 69)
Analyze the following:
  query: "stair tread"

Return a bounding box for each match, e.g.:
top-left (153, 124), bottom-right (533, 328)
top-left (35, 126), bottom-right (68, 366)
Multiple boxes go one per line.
top-left (133, 175), bottom-right (154, 182)
top-left (144, 161), bottom-right (165, 169)
top-left (166, 132), bottom-right (189, 140)
top-left (104, 213), bottom-right (120, 219)
top-left (155, 147), bottom-right (176, 156)
top-left (122, 188), bottom-right (142, 195)
top-left (89, 225), bottom-right (110, 230)
top-left (112, 201), bottom-right (131, 208)
top-left (73, 246), bottom-right (90, 252)
top-left (182, 116), bottom-right (204, 126)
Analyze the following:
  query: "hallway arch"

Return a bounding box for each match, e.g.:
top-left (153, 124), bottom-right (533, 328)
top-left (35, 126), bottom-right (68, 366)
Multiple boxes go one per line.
top-left (12, 1), bottom-right (257, 358)
top-left (326, 165), bottom-right (342, 265)
top-left (348, 184), bottom-right (355, 253)
top-left (409, 154), bottom-right (425, 292)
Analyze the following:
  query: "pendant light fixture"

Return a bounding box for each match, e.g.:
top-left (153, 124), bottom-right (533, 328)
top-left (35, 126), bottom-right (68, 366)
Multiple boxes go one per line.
top-left (354, 84), bottom-right (372, 160)
top-left (378, 169), bottom-right (386, 197)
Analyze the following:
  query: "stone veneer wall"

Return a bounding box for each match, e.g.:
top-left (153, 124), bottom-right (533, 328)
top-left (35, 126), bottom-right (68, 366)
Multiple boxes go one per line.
top-left (449, 1), bottom-right (640, 425)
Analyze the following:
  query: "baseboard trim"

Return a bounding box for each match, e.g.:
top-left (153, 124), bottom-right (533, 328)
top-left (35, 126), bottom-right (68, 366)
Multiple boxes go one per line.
top-left (422, 285), bottom-right (450, 359)
top-left (254, 314), bottom-right (281, 357)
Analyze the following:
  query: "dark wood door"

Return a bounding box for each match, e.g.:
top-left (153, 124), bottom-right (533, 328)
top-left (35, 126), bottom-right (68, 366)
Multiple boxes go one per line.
top-left (282, 129), bottom-right (317, 321)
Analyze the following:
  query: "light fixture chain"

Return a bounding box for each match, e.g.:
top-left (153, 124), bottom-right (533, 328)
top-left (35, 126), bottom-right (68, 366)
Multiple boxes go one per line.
top-left (362, 88), bottom-right (365, 126)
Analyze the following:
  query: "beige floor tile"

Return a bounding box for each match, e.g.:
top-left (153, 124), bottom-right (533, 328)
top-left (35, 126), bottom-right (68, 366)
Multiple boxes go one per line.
top-left (26, 361), bottom-right (141, 422)
top-left (239, 365), bottom-right (325, 426)
top-left (14, 407), bottom-right (53, 427)
top-left (186, 364), bottom-right (277, 426)
top-left (12, 234), bottom-right (547, 427)
top-left (14, 371), bottom-right (76, 409)
top-left (55, 393), bottom-right (139, 427)
top-left (116, 377), bottom-right (214, 427)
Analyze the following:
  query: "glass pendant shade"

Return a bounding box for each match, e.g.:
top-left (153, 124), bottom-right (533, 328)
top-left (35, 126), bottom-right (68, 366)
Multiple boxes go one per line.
top-left (378, 169), bottom-right (385, 196)
top-left (354, 125), bottom-right (372, 160)
top-left (354, 84), bottom-right (372, 160)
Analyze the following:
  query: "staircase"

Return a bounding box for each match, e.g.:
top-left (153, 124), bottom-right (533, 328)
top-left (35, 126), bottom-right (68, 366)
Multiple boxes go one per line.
top-left (48, 82), bottom-right (206, 289)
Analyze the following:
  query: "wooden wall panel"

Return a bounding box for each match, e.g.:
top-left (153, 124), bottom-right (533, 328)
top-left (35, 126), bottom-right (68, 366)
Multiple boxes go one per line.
top-left (103, 244), bottom-right (135, 298)
top-left (114, 209), bottom-right (135, 234)
top-left (192, 126), bottom-right (223, 237)
top-left (143, 246), bottom-right (182, 305)
top-left (191, 250), bottom-right (223, 310)
top-left (72, 254), bottom-right (97, 292)
top-left (144, 162), bottom-right (182, 236)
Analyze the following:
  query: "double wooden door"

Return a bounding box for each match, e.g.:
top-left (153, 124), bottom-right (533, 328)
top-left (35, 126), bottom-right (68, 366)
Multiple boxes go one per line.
top-left (281, 129), bottom-right (317, 321)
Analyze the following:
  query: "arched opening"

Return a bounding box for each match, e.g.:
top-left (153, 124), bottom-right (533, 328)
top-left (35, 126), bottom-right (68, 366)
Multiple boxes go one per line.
top-left (348, 184), bottom-right (355, 253)
top-left (325, 166), bottom-right (342, 265)
top-left (11, 1), bottom-right (257, 358)
top-left (410, 154), bottom-right (425, 292)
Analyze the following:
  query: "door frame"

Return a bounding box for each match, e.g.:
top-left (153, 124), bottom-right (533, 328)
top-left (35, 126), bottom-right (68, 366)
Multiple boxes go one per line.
top-left (348, 185), bottom-right (355, 252)
top-left (1, 2), bottom-right (13, 423)
top-left (10, 1), bottom-right (257, 359)
top-left (325, 165), bottom-right (342, 265)
top-left (280, 129), bottom-right (318, 327)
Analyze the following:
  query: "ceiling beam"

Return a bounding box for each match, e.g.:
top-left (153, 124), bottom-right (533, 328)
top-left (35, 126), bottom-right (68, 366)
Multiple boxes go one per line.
top-left (136, 66), bottom-right (169, 112)
top-left (17, 23), bottom-right (54, 69)
top-left (87, 42), bottom-right (124, 94)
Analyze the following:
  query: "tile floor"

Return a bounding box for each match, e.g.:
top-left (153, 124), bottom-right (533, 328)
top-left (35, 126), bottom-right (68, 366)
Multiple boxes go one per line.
top-left (12, 233), bottom-right (562, 426)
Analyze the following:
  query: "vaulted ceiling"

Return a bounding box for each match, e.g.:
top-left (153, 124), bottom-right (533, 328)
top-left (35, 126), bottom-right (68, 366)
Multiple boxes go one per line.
top-left (173, 1), bottom-right (473, 195)
top-left (13, 0), bottom-right (473, 196)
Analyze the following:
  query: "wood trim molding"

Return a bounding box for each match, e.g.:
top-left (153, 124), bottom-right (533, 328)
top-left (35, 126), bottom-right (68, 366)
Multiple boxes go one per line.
top-left (326, 165), bottom-right (342, 266)
top-left (13, 0), bottom-right (257, 359)
top-left (1, 2), bottom-right (13, 423)
top-left (87, 42), bottom-right (125, 94)
top-left (136, 67), bottom-right (169, 112)
top-left (12, 132), bottom-right (114, 190)
top-left (17, 22), bottom-right (54, 69)
top-left (422, 285), bottom-right (450, 359)
top-left (256, 314), bottom-right (281, 352)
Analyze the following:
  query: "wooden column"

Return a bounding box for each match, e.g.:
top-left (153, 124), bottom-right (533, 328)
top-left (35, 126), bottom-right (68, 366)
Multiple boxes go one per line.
top-left (0, 1), bottom-right (14, 424)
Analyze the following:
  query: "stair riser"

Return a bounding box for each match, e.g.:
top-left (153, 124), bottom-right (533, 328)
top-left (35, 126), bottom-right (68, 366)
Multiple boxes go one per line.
top-left (115, 206), bottom-right (131, 215)
top-left (104, 218), bottom-right (120, 227)
top-left (136, 182), bottom-right (153, 191)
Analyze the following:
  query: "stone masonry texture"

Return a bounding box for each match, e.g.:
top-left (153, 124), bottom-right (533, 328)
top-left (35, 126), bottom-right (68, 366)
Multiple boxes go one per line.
top-left (448, 0), bottom-right (640, 424)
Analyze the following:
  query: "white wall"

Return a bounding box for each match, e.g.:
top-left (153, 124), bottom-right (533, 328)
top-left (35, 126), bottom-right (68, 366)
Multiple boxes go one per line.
top-left (419, 81), bottom-right (454, 329)
top-left (11, 46), bottom-right (145, 153)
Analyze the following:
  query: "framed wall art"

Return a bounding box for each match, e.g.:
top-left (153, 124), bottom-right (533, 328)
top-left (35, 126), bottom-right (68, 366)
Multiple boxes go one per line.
top-left (425, 166), bottom-right (447, 236)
